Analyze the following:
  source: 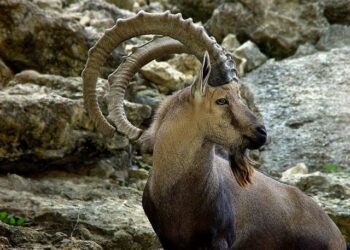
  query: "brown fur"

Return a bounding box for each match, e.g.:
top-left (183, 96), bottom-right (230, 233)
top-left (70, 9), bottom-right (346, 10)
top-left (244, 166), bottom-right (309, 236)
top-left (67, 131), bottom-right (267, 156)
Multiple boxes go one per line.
top-left (141, 54), bottom-right (346, 249)
top-left (141, 81), bottom-right (260, 187)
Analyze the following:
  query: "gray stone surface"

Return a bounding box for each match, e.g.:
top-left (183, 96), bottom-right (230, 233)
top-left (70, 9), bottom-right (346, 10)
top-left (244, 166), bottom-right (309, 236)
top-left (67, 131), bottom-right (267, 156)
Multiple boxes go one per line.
top-left (317, 25), bottom-right (350, 51)
top-left (140, 60), bottom-right (189, 94)
top-left (291, 43), bottom-right (318, 59)
top-left (0, 0), bottom-right (131, 78)
top-left (0, 71), bottom-right (135, 170)
top-left (0, 0), bottom-right (88, 76)
top-left (243, 47), bottom-right (350, 173)
top-left (234, 41), bottom-right (267, 72)
top-left (129, 85), bottom-right (166, 110)
top-left (206, 1), bottom-right (328, 58)
top-left (280, 169), bottom-right (350, 241)
top-left (0, 172), bottom-right (159, 249)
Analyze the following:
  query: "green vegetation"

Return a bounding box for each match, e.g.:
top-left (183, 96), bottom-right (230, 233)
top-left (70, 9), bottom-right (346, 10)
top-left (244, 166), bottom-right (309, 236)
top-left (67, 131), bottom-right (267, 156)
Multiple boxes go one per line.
top-left (0, 211), bottom-right (27, 226)
top-left (322, 164), bottom-right (342, 173)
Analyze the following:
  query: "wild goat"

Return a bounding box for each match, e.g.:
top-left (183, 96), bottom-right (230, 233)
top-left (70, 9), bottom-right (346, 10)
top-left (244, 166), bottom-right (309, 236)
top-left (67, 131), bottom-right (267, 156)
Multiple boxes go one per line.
top-left (82, 11), bottom-right (346, 249)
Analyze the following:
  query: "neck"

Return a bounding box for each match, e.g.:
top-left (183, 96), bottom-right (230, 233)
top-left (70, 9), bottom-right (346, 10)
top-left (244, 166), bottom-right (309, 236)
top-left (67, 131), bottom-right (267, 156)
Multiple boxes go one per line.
top-left (150, 115), bottom-right (218, 198)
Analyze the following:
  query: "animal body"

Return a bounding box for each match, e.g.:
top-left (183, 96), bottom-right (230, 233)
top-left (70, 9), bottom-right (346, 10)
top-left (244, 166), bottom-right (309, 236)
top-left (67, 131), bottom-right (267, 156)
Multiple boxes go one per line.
top-left (82, 11), bottom-right (346, 250)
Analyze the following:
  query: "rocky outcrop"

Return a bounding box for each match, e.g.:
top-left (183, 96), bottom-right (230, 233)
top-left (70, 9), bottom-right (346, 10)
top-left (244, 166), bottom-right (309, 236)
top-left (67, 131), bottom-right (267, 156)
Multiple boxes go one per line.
top-left (140, 60), bottom-right (189, 94)
top-left (234, 41), bottom-right (267, 73)
top-left (316, 25), bottom-right (350, 51)
top-left (169, 0), bottom-right (223, 22)
top-left (0, 0), bottom-right (88, 76)
top-left (0, 172), bottom-right (159, 249)
top-left (1, 0), bottom-right (349, 248)
top-left (323, 0), bottom-right (350, 25)
top-left (281, 166), bottom-right (350, 241)
top-left (206, 0), bottom-right (328, 58)
top-left (243, 47), bottom-right (350, 173)
top-left (0, 0), bottom-right (132, 77)
top-left (0, 71), bottom-right (151, 172)
top-left (0, 59), bottom-right (13, 89)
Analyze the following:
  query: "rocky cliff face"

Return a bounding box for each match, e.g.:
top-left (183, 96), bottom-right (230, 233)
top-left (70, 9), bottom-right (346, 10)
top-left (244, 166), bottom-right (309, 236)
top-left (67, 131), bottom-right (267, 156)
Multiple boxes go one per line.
top-left (0, 0), bottom-right (349, 248)
top-left (243, 47), bottom-right (350, 174)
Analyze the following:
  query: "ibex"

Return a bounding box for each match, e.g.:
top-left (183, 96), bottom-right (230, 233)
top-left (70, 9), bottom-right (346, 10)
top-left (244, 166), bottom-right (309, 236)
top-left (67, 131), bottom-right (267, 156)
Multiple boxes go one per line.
top-left (82, 11), bottom-right (346, 250)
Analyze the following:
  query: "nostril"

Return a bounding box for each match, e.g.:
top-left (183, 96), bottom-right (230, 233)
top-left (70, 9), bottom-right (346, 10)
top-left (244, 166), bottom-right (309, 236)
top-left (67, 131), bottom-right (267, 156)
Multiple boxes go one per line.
top-left (256, 126), bottom-right (267, 137)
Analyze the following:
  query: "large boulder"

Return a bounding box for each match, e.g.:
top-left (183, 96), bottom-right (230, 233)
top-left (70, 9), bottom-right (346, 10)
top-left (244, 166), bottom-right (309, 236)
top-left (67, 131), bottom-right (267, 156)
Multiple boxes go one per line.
top-left (0, 173), bottom-right (159, 249)
top-left (0, 0), bottom-right (132, 77)
top-left (0, 0), bottom-right (88, 76)
top-left (280, 168), bottom-right (350, 241)
top-left (323, 0), bottom-right (350, 25)
top-left (243, 47), bottom-right (350, 173)
top-left (0, 59), bottom-right (13, 89)
top-left (0, 71), bottom-right (151, 172)
top-left (168, 0), bottom-right (224, 22)
top-left (234, 41), bottom-right (267, 73)
top-left (206, 0), bottom-right (328, 58)
top-left (140, 60), bottom-right (189, 94)
top-left (316, 25), bottom-right (350, 51)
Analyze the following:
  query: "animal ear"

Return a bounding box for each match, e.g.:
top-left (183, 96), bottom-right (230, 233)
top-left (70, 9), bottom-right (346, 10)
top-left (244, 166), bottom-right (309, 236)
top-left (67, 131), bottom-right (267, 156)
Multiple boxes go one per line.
top-left (191, 51), bottom-right (211, 97)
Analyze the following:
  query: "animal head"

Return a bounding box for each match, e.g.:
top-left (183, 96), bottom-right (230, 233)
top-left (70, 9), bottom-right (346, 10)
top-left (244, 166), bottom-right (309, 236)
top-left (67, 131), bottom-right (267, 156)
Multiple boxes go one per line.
top-left (189, 52), bottom-right (267, 185)
top-left (82, 11), bottom-right (267, 186)
top-left (191, 52), bottom-right (267, 152)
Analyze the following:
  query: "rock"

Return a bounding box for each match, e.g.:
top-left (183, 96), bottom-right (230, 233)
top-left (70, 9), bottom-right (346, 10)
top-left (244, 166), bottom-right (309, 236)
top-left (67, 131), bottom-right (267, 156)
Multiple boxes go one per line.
top-left (295, 172), bottom-right (350, 199)
top-left (0, 172), bottom-right (160, 249)
top-left (281, 171), bottom-right (350, 241)
top-left (167, 54), bottom-right (201, 79)
top-left (206, 1), bottom-right (328, 58)
top-left (140, 60), bottom-right (189, 94)
top-left (58, 239), bottom-right (103, 250)
top-left (281, 163), bottom-right (309, 181)
top-left (242, 47), bottom-right (350, 173)
top-left (80, 160), bottom-right (115, 179)
top-left (138, 1), bottom-right (165, 13)
top-left (291, 43), bottom-right (318, 58)
top-left (32, 0), bottom-right (63, 11)
top-left (0, 236), bottom-right (10, 247)
top-left (62, 0), bottom-right (133, 77)
top-left (104, 0), bottom-right (134, 11)
top-left (0, 59), bottom-right (13, 89)
top-left (221, 34), bottom-right (241, 52)
top-left (316, 25), bottom-right (350, 51)
top-left (124, 100), bottom-right (152, 127)
top-left (0, 71), bottom-right (131, 171)
top-left (206, 2), bottom-right (254, 44)
top-left (0, 0), bottom-right (88, 76)
top-left (220, 34), bottom-right (247, 75)
top-left (234, 41), bottom-right (267, 72)
top-left (128, 168), bottom-right (149, 180)
top-left (324, 0), bottom-right (350, 25)
top-left (0, 0), bottom-right (132, 78)
top-left (169, 0), bottom-right (224, 22)
top-left (73, 0), bottom-right (133, 23)
top-left (129, 85), bottom-right (166, 110)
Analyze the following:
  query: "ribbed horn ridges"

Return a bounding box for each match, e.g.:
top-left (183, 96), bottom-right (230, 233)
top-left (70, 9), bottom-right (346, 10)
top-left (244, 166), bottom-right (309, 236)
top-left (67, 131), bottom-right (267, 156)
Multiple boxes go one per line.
top-left (82, 11), bottom-right (237, 139)
top-left (106, 37), bottom-right (187, 139)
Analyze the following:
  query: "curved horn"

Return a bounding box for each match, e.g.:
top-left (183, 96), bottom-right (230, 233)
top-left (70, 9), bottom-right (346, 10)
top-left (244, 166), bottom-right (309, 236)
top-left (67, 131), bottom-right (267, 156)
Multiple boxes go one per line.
top-left (106, 37), bottom-right (188, 139)
top-left (82, 11), bottom-right (238, 138)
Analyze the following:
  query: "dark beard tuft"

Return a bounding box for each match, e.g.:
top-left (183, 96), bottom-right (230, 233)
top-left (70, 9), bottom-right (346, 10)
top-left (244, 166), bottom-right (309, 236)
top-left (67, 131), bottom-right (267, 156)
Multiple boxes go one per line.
top-left (229, 148), bottom-right (255, 187)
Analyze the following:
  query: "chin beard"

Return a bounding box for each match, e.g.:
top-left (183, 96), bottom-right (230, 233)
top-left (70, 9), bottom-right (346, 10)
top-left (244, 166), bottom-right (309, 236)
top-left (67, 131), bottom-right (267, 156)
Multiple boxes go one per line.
top-left (229, 147), bottom-right (255, 187)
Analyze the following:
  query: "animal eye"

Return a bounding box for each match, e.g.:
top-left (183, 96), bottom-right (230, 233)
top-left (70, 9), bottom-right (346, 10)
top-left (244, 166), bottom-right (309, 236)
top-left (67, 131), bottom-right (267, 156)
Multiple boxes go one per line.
top-left (215, 98), bottom-right (228, 105)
